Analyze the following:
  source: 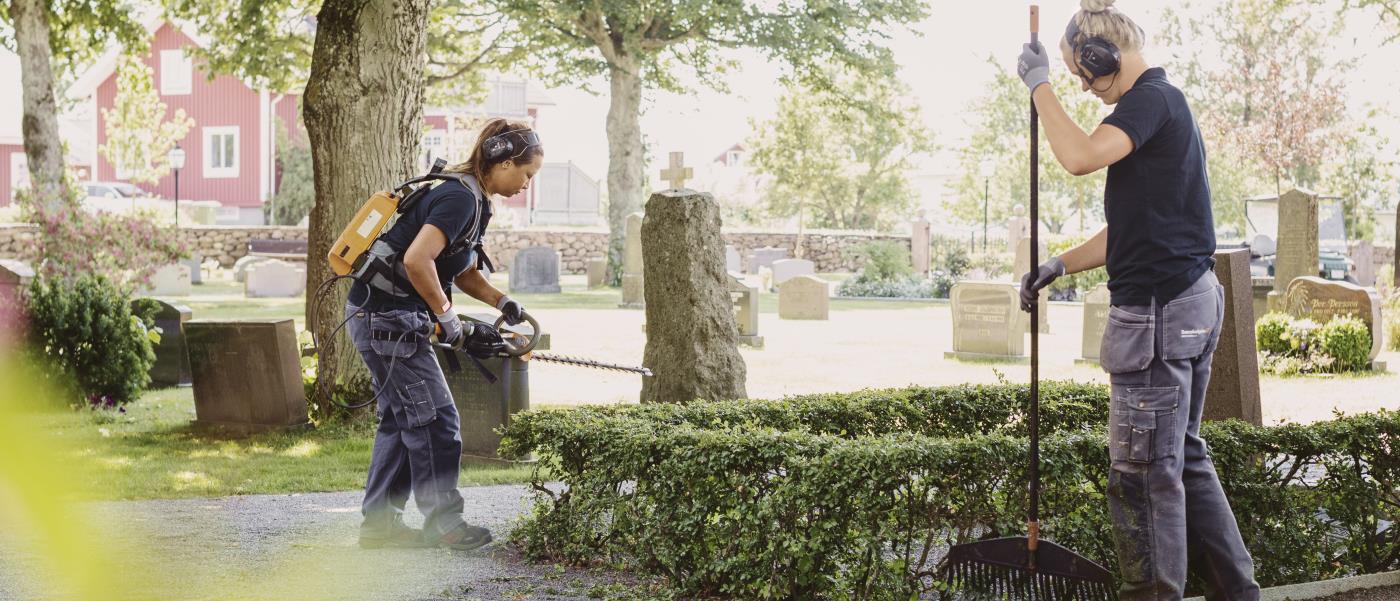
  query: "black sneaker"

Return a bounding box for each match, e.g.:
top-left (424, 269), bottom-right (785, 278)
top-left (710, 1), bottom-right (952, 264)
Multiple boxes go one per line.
top-left (437, 523), bottom-right (493, 551)
top-left (359, 521), bottom-right (429, 549)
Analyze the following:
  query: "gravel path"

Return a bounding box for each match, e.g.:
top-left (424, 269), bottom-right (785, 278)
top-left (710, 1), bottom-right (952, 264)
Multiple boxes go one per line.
top-left (0, 485), bottom-right (646, 601)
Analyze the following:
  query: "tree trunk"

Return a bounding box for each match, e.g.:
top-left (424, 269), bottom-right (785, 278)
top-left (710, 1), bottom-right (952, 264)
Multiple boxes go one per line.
top-left (303, 0), bottom-right (430, 420)
top-left (604, 60), bottom-right (644, 284)
top-left (11, 0), bottom-right (68, 207)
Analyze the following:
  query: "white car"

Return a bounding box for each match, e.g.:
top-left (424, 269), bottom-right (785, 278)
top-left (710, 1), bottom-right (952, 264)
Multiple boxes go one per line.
top-left (82, 181), bottom-right (152, 213)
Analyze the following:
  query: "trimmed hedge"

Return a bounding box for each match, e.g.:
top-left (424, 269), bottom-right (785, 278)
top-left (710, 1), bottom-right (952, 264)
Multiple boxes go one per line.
top-left (502, 383), bottom-right (1400, 599)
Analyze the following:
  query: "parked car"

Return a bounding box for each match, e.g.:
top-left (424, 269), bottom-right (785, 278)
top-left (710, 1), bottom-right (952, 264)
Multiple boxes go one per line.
top-left (81, 181), bottom-right (158, 214)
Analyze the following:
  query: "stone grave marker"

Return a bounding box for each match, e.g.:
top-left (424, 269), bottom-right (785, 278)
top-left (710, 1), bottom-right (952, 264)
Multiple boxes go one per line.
top-left (727, 273), bottom-right (763, 348)
top-left (911, 211), bottom-right (931, 275)
top-left (620, 212), bottom-right (645, 308)
top-left (640, 189), bottom-right (747, 404)
top-left (1351, 241), bottom-right (1376, 287)
top-left (0, 260), bottom-right (35, 340)
top-left (185, 319), bottom-right (308, 433)
top-left (946, 282), bottom-right (1027, 362)
top-left (181, 253), bottom-right (205, 285)
top-left (1268, 189), bottom-right (1319, 312)
top-left (1078, 283), bottom-right (1110, 365)
top-left (771, 258), bottom-right (815, 288)
top-left (726, 245), bottom-right (742, 273)
top-left (778, 275), bottom-right (830, 320)
top-left (586, 257), bottom-right (608, 289)
top-left (1283, 276), bottom-right (1385, 363)
top-left (1007, 204), bottom-right (1030, 254)
top-left (1013, 237), bottom-right (1049, 333)
top-left (1205, 249), bottom-right (1263, 425)
top-left (746, 246), bottom-right (789, 274)
top-left (509, 246), bottom-right (562, 294)
top-left (133, 298), bottom-right (194, 387)
top-left (436, 312), bottom-right (550, 461)
top-left (233, 255), bottom-right (273, 283)
top-left (142, 264), bottom-right (192, 297)
top-left (245, 259), bottom-right (306, 298)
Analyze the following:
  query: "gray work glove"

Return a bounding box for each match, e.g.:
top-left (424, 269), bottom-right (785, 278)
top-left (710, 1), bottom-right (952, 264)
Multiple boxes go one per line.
top-left (496, 295), bottom-right (525, 326)
top-left (1020, 256), bottom-right (1065, 313)
top-left (1017, 41), bottom-right (1050, 93)
top-left (435, 309), bottom-right (465, 349)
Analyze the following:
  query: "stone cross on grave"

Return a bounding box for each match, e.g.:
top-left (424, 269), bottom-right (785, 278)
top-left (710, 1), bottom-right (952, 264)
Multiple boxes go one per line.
top-left (660, 151), bottom-right (693, 190)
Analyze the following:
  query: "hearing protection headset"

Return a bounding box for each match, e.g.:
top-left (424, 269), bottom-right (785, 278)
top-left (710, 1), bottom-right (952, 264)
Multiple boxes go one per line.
top-left (1065, 15), bottom-right (1121, 83)
top-left (481, 129), bottom-right (542, 162)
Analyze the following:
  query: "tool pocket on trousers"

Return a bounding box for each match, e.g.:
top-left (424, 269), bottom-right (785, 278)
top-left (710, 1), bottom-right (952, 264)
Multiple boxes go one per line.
top-left (400, 379), bottom-right (437, 428)
top-left (1100, 305), bottom-right (1155, 374)
top-left (1110, 385), bottom-right (1180, 464)
top-left (369, 310), bottom-right (425, 359)
top-left (1162, 286), bottom-right (1220, 360)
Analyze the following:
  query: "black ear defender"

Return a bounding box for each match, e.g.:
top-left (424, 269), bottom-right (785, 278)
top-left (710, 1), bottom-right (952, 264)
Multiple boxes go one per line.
top-left (481, 129), bottom-right (542, 162)
top-left (1065, 15), bottom-right (1121, 81)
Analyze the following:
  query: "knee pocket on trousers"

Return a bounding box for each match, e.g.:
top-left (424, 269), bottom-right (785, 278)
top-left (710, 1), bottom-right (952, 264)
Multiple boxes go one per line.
top-left (400, 380), bottom-right (437, 428)
top-left (1110, 385), bottom-right (1180, 464)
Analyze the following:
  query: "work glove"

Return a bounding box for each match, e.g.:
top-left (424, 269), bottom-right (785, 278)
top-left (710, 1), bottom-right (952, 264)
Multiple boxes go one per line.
top-left (1019, 256), bottom-right (1065, 313)
top-left (435, 309), bottom-right (465, 350)
top-left (463, 322), bottom-right (508, 358)
top-left (496, 295), bottom-right (525, 326)
top-left (1017, 41), bottom-right (1050, 93)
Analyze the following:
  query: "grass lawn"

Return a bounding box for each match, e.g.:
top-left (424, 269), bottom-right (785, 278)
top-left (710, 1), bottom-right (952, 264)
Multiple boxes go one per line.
top-left (47, 387), bottom-right (534, 501)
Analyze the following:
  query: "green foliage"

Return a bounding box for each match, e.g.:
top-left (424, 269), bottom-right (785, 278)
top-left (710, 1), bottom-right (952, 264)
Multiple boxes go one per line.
top-left (1385, 291), bottom-right (1400, 352)
top-left (968, 250), bottom-right (1013, 280)
top-left (99, 55), bottom-right (195, 186)
top-left (502, 383), bottom-right (1400, 597)
top-left (845, 240), bottom-right (913, 283)
top-left (0, 0), bottom-right (147, 84)
top-left (23, 274), bottom-right (155, 407)
top-left (1317, 317), bottom-right (1373, 372)
top-left (1047, 236), bottom-right (1108, 297)
top-left (835, 276), bottom-right (934, 299)
top-left (748, 69), bottom-right (934, 231)
top-left (933, 244), bottom-right (970, 279)
top-left (949, 60), bottom-right (1106, 235)
top-left (266, 121), bottom-right (315, 225)
top-left (1257, 312), bottom-right (1374, 374)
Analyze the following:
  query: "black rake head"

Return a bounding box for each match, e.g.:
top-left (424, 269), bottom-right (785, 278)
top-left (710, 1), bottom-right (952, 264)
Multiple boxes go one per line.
top-left (938, 537), bottom-right (1116, 600)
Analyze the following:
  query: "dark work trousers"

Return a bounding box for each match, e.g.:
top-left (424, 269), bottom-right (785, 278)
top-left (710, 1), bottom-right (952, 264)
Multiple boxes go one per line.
top-left (1099, 270), bottom-right (1261, 601)
top-left (346, 304), bottom-right (467, 542)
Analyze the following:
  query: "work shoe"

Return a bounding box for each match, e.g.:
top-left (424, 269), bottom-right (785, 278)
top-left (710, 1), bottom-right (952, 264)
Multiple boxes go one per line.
top-left (358, 520), bottom-right (429, 549)
top-left (437, 523), bottom-right (493, 551)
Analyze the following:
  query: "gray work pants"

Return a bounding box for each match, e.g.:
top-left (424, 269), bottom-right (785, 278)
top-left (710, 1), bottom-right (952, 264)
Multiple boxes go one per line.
top-left (1100, 270), bottom-right (1261, 600)
top-left (346, 304), bottom-right (467, 541)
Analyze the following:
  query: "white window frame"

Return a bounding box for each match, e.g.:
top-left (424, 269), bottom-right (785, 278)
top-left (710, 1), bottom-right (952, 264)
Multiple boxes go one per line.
top-left (10, 153), bottom-right (29, 201)
top-left (203, 126), bottom-right (240, 179)
top-left (160, 49), bottom-right (193, 96)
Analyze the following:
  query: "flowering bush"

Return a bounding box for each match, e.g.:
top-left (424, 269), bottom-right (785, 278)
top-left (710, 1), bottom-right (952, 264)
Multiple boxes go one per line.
top-left (1257, 311), bottom-right (1373, 374)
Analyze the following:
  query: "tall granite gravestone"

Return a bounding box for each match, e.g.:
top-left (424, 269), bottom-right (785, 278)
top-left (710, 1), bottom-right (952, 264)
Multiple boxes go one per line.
top-left (1351, 241), bottom-right (1376, 287)
top-left (946, 282), bottom-right (1027, 362)
top-left (1007, 204), bottom-right (1030, 254)
top-left (778, 275), bottom-right (830, 320)
top-left (185, 319), bottom-right (308, 433)
top-left (1204, 249), bottom-right (1263, 425)
top-left (132, 299), bottom-right (194, 387)
top-left (1269, 189), bottom-right (1319, 312)
top-left (436, 312), bottom-right (551, 461)
top-left (0, 260), bottom-right (34, 343)
top-left (245, 259), bottom-right (306, 298)
top-left (911, 211), bottom-right (931, 275)
top-left (586, 257), bottom-right (608, 289)
top-left (1078, 283), bottom-right (1110, 365)
top-left (725, 245), bottom-right (742, 273)
top-left (640, 189), bottom-right (747, 404)
top-left (181, 253), bottom-right (204, 285)
top-left (1283, 276), bottom-right (1385, 363)
top-left (510, 246), bottom-right (562, 293)
top-left (1013, 237), bottom-right (1049, 333)
top-left (771, 258), bottom-right (816, 288)
top-left (143, 264), bottom-right (192, 297)
top-left (620, 212), bottom-right (646, 308)
top-left (727, 273), bottom-right (763, 348)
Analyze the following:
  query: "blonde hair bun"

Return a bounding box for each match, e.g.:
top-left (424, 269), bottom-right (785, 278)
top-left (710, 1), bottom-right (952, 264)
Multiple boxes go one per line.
top-left (1080, 0), bottom-right (1115, 13)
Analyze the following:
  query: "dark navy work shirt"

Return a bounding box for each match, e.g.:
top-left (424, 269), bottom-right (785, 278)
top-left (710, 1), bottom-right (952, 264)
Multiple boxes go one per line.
top-left (1101, 67), bottom-right (1215, 306)
top-left (349, 176), bottom-right (482, 312)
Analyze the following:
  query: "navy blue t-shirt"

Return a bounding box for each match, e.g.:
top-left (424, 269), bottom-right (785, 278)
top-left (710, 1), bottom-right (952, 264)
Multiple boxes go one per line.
top-left (1101, 67), bottom-right (1215, 306)
top-left (349, 176), bottom-right (482, 312)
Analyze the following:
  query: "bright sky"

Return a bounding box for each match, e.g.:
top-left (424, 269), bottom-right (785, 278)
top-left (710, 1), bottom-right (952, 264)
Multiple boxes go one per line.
top-left (533, 0), bottom-right (1400, 196)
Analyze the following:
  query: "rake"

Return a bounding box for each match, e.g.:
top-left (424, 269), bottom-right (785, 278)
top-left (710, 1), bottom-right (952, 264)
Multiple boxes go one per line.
top-left (937, 6), bottom-right (1116, 600)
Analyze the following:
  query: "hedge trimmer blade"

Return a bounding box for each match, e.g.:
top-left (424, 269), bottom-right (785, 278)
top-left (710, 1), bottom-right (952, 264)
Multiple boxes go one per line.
top-left (526, 352), bottom-right (654, 377)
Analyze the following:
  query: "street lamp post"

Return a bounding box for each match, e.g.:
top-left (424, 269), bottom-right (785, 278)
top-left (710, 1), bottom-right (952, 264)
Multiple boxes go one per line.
top-left (169, 144), bottom-right (186, 226)
top-left (979, 159), bottom-right (995, 252)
